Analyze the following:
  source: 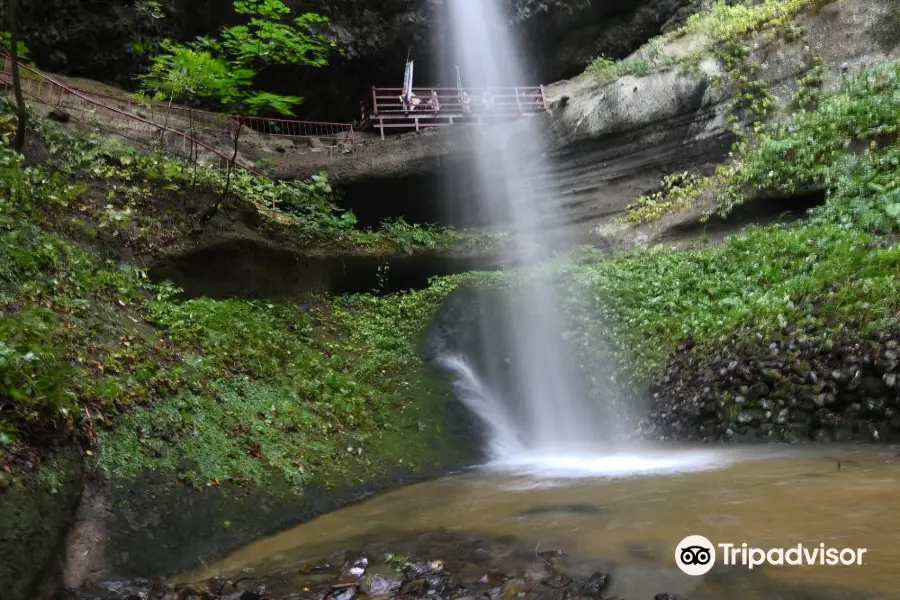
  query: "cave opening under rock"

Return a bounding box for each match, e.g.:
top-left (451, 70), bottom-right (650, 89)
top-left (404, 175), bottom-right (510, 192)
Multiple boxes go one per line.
top-left (147, 237), bottom-right (504, 300)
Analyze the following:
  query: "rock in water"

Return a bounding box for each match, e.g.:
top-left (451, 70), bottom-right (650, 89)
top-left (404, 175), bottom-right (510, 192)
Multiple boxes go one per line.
top-left (360, 568), bottom-right (403, 596)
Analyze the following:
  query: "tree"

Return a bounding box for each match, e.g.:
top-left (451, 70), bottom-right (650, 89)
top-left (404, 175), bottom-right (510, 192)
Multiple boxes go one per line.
top-left (200, 0), bottom-right (332, 72)
top-left (140, 42), bottom-right (251, 184)
top-left (140, 0), bottom-right (334, 220)
top-left (4, 0), bottom-right (27, 152)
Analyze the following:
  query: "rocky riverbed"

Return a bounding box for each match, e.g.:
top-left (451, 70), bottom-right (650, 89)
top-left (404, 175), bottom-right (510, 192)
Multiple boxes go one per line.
top-left (67, 532), bottom-right (684, 600)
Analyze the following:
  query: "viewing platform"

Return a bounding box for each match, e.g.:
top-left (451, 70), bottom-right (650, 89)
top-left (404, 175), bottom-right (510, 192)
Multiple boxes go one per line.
top-left (362, 86), bottom-right (549, 140)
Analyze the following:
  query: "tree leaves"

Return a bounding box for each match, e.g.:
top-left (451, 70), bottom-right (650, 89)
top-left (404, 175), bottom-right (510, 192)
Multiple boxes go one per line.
top-left (140, 0), bottom-right (334, 116)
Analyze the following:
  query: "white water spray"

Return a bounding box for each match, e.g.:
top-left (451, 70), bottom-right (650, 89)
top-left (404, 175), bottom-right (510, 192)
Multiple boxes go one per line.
top-left (442, 0), bottom-right (603, 460)
top-left (440, 1), bottom-right (721, 478)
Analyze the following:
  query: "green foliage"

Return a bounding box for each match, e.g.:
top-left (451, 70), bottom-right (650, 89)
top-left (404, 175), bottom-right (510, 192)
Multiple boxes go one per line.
top-left (333, 272), bottom-right (503, 379)
top-left (140, 0), bottom-right (333, 116)
top-left (559, 224), bottom-right (900, 385)
top-left (678, 0), bottom-right (821, 43)
top-left (349, 218), bottom-right (508, 255)
top-left (0, 31), bottom-right (29, 59)
top-left (140, 41), bottom-right (251, 104)
top-left (718, 61), bottom-right (900, 227)
top-left (25, 113), bottom-right (499, 254)
top-left (97, 272), bottom-right (488, 486)
top-left (585, 56), bottom-right (654, 84)
top-left (809, 145), bottom-right (900, 232)
top-left (622, 171), bottom-right (711, 224)
top-left (0, 114), bottom-right (480, 486)
top-left (215, 1), bottom-right (332, 69)
top-left (583, 0), bottom-right (821, 83)
top-left (98, 381), bottom-right (323, 486)
top-left (794, 60), bottom-right (825, 111)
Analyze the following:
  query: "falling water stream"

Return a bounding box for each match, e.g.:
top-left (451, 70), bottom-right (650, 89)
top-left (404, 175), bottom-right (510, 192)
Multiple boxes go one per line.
top-left (176, 3), bottom-right (897, 599)
top-left (438, 0), bottom-right (613, 464)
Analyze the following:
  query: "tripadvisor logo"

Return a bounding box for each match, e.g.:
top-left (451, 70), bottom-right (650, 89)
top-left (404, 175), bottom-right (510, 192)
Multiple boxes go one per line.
top-left (675, 535), bottom-right (868, 576)
top-left (676, 535), bottom-right (716, 576)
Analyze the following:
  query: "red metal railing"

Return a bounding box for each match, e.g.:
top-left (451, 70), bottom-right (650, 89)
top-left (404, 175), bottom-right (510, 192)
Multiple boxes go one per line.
top-left (371, 86), bottom-right (547, 116)
top-left (364, 85), bottom-right (547, 139)
top-left (67, 84), bottom-right (355, 142)
top-left (0, 55), bottom-right (262, 174)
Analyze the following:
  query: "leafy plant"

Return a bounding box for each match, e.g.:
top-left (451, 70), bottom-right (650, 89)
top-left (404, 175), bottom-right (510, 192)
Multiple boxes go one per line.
top-left (558, 224), bottom-right (900, 391)
top-left (622, 171), bottom-right (711, 224)
top-left (718, 61), bottom-right (900, 221)
top-left (678, 0), bottom-right (823, 43)
top-left (139, 0), bottom-right (334, 219)
top-left (209, 0), bottom-right (333, 71)
top-left (585, 56), bottom-right (654, 84)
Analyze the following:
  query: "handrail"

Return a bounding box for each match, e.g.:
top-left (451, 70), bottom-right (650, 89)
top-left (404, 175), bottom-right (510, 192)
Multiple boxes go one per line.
top-left (367, 85), bottom-right (548, 118)
top-left (67, 84), bottom-right (355, 141)
top-left (0, 54), bottom-right (261, 174)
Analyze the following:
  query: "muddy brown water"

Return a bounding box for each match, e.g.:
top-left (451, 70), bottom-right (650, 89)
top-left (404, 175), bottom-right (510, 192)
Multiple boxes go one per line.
top-left (181, 445), bottom-right (900, 599)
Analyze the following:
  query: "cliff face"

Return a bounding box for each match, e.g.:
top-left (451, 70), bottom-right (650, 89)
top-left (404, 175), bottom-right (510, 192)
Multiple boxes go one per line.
top-left (539, 0), bottom-right (900, 246)
top-left (4, 0), bottom-right (690, 120)
top-left (270, 0), bottom-right (898, 247)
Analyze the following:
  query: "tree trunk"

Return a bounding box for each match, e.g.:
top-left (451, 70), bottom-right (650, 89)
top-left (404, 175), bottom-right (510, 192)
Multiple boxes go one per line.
top-left (189, 108), bottom-right (199, 187)
top-left (159, 93), bottom-right (174, 148)
top-left (8, 0), bottom-right (28, 152)
top-left (201, 118), bottom-right (243, 223)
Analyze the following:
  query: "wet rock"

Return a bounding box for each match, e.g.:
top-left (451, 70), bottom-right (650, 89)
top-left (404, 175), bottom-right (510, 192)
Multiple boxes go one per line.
top-left (577, 572), bottom-right (610, 598)
top-left (360, 569), bottom-right (402, 597)
top-left (746, 382), bottom-right (770, 402)
top-left (330, 587), bottom-right (356, 600)
top-left (425, 573), bottom-right (448, 593)
top-left (405, 561), bottom-right (432, 580)
top-left (638, 327), bottom-right (900, 443)
top-left (496, 578), bottom-right (527, 600)
top-left (400, 579), bottom-right (427, 596)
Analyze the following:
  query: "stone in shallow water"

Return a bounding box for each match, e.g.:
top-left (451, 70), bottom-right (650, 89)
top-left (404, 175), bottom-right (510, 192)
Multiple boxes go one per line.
top-left (331, 587), bottom-right (355, 600)
top-left (360, 569), bottom-right (403, 597)
top-left (577, 572), bottom-right (610, 598)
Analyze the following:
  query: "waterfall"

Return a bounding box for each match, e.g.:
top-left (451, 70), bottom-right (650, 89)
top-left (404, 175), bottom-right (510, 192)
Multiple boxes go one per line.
top-left (439, 0), bottom-right (609, 461)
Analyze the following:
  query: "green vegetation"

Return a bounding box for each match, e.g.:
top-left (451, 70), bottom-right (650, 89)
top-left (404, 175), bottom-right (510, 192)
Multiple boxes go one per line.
top-left (622, 171), bottom-right (711, 224)
top-left (677, 0), bottom-right (820, 43)
top-left (21, 113), bottom-right (499, 255)
top-left (0, 111), bottom-right (486, 487)
top-left (584, 0), bottom-right (821, 84)
top-left (585, 37), bottom-right (680, 84)
top-left (718, 62), bottom-right (900, 228)
top-left (561, 225), bottom-right (899, 387)
top-left (574, 56), bottom-right (900, 386)
top-left (587, 0), bottom-right (899, 231)
top-left (141, 0), bottom-right (333, 116)
top-left (585, 56), bottom-right (655, 84)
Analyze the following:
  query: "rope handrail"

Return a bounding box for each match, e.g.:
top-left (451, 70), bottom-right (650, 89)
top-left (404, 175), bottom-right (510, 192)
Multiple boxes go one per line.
top-left (0, 54), bottom-right (261, 174)
top-left (66, 83), bottom-right (355, 140)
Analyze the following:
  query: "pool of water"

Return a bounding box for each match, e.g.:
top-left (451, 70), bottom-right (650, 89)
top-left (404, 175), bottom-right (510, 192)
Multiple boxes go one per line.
top-left (183, 444), bottom-right (900, 599)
